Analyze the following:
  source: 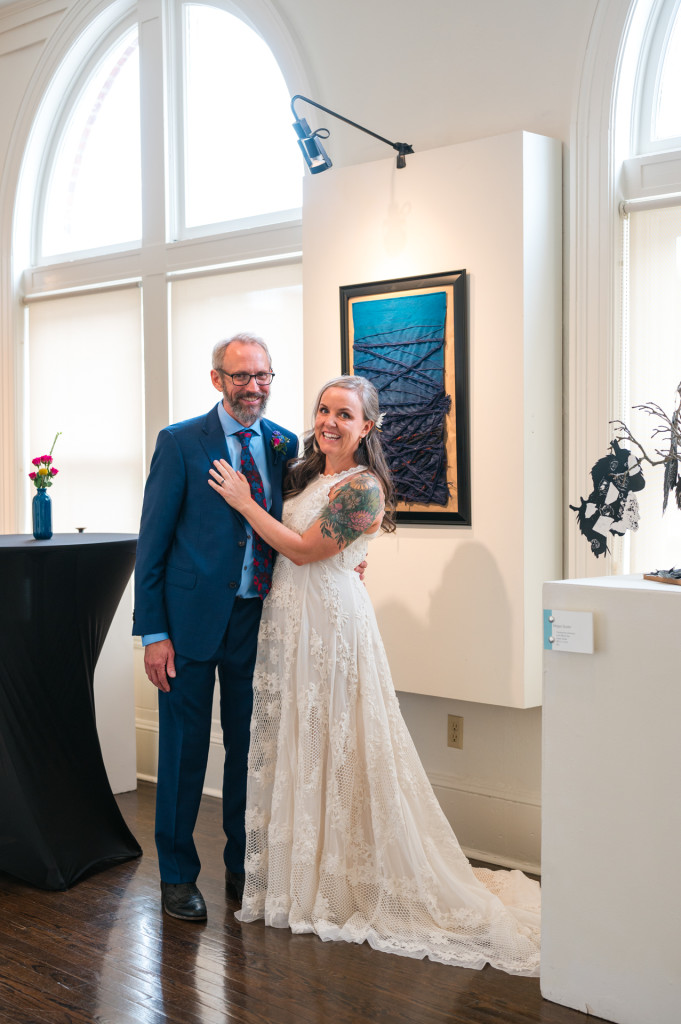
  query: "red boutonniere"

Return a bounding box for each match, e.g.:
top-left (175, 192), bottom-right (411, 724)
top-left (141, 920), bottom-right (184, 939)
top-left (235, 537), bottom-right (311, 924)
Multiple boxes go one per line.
top-left (270, 430), bottom-right (290, 464)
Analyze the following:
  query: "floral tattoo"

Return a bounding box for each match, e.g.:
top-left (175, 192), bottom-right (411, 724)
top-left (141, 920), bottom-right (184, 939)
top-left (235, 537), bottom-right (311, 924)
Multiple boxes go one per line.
top-left (319, 473), bottom-right (383, 550)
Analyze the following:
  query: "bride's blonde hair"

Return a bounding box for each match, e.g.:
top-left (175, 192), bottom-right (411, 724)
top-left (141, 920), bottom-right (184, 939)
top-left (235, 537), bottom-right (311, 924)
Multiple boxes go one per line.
top-left (284, 375), bottom-right (396, 533)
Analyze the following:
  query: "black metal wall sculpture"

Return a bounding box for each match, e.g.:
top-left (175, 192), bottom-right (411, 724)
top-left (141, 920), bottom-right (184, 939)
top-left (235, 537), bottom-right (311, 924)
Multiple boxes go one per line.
top-left (570, 439), bottom-right (645, 558)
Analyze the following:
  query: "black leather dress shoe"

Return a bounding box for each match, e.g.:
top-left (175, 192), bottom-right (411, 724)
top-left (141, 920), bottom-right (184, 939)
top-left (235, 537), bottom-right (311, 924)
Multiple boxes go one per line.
top-left (160, 881), bottom-right (207, 921)
top-left (225, 869), bottom-right (245, 903)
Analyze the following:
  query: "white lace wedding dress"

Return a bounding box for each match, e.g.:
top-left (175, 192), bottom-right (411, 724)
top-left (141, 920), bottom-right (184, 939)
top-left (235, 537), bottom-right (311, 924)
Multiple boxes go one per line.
top-left (236, 466), bottom-right (541, 976)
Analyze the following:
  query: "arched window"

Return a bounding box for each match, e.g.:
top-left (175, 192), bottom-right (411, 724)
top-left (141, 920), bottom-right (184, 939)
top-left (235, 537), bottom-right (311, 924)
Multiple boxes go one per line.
top-left (616, 0), bottom-right (681, 574)
top-left (16, 0), bottom-right (304, 536)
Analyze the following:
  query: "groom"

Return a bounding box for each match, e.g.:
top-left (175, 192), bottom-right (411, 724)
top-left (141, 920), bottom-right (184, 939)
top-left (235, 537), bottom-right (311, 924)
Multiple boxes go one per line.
top-left (133, 333), bottom-right (298, 921)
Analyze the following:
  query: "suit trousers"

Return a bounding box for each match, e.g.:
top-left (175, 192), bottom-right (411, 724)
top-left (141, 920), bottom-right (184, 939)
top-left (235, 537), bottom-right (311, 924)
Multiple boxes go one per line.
top-left (155, 596), bottom-right (263, 882)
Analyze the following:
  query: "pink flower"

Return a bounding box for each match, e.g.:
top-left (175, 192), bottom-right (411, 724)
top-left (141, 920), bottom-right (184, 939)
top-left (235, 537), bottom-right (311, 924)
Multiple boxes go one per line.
top-left (29, 433), bottom-right (61, 489)
top-left (348, 510), bottom-right (375, 531)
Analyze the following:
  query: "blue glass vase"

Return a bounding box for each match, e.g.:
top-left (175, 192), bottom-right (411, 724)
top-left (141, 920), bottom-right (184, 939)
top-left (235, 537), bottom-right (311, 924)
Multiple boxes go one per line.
top-left (32, 488), bottom-right (53, 540)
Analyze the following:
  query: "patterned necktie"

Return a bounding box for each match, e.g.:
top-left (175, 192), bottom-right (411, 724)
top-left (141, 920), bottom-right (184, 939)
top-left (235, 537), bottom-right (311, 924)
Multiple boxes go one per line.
top-left (236, 429), bottom-right (273, 599)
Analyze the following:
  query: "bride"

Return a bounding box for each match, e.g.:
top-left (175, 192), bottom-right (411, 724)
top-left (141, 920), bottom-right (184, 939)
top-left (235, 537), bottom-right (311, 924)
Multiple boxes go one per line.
top-left (208, 374), bottom-right (540, 976)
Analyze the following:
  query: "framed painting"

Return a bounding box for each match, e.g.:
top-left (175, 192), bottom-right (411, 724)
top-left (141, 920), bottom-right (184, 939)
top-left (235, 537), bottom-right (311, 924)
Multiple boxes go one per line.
top-left (340, 270), bottom-right (470, 524)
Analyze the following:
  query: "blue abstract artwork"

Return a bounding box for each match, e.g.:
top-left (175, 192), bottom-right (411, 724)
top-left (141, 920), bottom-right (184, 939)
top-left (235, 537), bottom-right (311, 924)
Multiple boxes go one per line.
top-left (351, 291), bottom-right (452, 506)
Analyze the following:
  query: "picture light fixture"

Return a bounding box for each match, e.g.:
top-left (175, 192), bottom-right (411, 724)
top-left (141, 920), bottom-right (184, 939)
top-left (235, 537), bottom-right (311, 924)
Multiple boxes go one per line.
top-left (291, 94), bottom-right (414, 174)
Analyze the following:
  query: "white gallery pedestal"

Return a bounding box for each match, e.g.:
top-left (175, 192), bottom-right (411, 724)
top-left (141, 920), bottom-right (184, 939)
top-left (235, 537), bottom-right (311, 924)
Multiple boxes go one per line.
top-left (541, 575), bottom-right (681, 1024)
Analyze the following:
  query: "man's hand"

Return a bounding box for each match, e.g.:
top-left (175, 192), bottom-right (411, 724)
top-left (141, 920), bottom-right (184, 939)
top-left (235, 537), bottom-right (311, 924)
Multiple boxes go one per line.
top-left (144, 638), bottom-right (176, 692)
top-left (354, 559), bottom-right (368, 583)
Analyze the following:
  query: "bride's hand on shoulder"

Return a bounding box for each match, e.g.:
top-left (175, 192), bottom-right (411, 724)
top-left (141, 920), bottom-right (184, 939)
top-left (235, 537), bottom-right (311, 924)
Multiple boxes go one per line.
top-left (208, 459), bottom-right (252, 511)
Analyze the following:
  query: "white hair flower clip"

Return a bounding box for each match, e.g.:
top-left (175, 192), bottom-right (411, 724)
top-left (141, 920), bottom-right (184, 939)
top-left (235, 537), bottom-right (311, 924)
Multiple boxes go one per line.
top-left (375, 412), bottom-right (386, 431)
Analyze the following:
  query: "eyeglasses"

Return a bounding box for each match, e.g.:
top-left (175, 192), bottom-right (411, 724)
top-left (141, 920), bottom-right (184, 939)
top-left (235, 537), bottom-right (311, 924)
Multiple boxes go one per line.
top-left (217, 370), bottom-right (275, 386)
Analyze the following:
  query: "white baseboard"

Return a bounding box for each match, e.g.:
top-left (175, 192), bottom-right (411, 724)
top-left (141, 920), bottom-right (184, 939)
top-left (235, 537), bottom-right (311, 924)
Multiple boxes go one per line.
top-left (427, 771), bottom-right (541, 809)
top-left (459, 845), bottom-right (540, 875)
top-left (429, 774), bottom-right (541, 875)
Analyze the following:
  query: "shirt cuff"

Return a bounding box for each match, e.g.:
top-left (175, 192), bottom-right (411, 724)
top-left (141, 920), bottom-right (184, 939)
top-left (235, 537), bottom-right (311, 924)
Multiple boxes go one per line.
top-left (142, 632), bottom-right (170, 646)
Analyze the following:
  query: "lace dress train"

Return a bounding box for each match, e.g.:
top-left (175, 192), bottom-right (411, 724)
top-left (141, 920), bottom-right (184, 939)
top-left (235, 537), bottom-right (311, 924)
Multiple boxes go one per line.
top-left (236, 468), bottom-right (540, 976)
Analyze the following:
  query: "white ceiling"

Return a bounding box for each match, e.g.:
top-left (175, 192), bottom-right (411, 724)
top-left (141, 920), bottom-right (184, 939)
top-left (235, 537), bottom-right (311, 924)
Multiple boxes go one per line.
top-left (276, 0), bottom-right (598, 165)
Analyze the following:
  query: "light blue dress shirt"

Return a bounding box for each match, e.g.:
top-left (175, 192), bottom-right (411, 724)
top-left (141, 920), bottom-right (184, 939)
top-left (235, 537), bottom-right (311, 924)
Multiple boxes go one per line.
top-left (142, 403), bottom-right (273, 647)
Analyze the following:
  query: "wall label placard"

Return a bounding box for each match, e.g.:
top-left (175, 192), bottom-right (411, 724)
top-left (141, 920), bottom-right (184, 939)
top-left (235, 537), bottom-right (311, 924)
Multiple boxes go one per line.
top-left (543, 609), bottom-right (594, 653)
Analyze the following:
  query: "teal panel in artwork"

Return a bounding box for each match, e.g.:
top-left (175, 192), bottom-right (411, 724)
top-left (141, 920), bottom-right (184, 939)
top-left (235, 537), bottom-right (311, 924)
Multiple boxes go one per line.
top-left (352, 292), bottom-right (447, 407)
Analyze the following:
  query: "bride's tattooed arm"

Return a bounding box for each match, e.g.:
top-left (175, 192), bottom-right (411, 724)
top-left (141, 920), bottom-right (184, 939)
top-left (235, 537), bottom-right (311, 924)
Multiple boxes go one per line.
top-left (319, 473), bottom-right (384, 550)
top-left (209, 461), bottom-right (384, 565)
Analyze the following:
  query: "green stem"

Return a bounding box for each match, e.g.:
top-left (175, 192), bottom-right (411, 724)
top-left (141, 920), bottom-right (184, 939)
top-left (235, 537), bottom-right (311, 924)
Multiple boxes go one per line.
top-left (49, 431), bottom-right (61, 457)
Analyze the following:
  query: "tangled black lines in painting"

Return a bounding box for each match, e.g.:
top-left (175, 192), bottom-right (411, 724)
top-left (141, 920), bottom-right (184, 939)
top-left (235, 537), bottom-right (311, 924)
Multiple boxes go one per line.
top-left (379, 390), bottom-right (452, 506)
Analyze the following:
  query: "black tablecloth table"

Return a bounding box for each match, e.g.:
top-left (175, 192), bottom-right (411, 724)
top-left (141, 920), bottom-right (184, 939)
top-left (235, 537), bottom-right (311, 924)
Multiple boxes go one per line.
top-left (0, 534), bottom-right (142, 889)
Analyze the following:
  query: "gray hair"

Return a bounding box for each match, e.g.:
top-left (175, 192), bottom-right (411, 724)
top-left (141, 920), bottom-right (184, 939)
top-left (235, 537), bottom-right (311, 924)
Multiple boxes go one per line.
top-left (310, 374), bottom-right (381, 427)
top-left (212, 333), bottom-right (272, 371)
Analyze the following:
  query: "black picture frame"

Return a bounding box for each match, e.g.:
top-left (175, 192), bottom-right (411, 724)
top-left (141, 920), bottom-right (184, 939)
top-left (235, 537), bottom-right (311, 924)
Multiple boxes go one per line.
top-left (340, 270), bottom-right (470, 525)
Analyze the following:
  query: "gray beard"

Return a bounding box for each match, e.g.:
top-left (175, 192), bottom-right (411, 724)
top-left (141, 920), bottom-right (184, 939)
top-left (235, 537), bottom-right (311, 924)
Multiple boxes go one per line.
top-left (222, 389), bottom-right (270, 427)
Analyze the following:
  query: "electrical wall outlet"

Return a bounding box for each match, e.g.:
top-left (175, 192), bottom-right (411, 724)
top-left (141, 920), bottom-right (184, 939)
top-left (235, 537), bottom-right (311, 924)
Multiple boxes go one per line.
top-left (447, 714), bottom-right (463, 749)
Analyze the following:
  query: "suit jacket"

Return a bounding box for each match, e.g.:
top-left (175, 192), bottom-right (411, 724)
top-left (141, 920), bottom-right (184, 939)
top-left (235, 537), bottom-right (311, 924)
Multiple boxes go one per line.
top-left (133, 403), bottom-right (298, 661)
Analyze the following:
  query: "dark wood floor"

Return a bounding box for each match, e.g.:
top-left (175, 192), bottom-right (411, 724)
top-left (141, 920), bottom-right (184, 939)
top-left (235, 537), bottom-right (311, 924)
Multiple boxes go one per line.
top-left (0, 782), bottom-right (601, 1024)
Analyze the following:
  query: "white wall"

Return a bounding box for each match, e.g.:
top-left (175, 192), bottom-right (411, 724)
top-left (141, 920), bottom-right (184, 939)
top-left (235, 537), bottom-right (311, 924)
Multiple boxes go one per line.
top-left (0, 0), bottom-right (605, 870)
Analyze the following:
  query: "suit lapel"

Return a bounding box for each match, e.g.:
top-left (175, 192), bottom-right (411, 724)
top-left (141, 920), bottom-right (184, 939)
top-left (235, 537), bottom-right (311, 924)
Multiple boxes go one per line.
top-left (199, 403), bottom-right (248, 531)
top-left (199, 403), bottom-right (231, 467)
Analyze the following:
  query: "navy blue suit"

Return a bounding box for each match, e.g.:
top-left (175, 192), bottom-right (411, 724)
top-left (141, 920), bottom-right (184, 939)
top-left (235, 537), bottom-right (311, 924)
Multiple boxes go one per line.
top-left (133, 402), bottom-right (297, 882)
